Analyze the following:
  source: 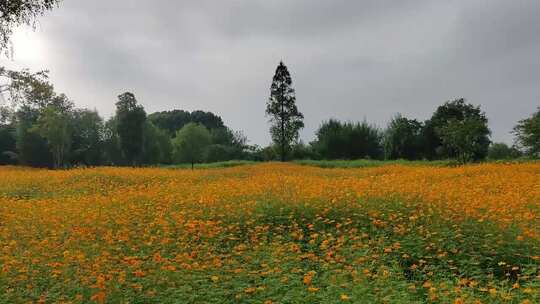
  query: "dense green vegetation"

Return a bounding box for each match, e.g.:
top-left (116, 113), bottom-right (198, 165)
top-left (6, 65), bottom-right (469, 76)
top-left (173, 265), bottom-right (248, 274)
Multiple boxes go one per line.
top-left (0, 64), bottom-right (538, 168)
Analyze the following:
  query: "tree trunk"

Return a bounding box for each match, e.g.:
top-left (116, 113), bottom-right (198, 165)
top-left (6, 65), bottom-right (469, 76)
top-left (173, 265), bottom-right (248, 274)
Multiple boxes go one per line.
top-left (191, 161), bottom-right (194, 170)
top-left (280, 102), bottom-right (285, 162)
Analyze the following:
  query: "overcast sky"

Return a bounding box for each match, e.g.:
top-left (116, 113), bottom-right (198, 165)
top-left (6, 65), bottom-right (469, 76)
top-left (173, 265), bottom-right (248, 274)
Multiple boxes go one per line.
top-left (2, 0), bottom-right (539, 145)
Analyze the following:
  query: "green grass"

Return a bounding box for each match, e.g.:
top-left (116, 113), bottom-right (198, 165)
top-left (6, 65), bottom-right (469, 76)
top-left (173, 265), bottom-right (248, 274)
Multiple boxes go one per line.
top-left (161, 160), bottom-right (258, 169)
top-left (293, 159), bottom-right (453, 168)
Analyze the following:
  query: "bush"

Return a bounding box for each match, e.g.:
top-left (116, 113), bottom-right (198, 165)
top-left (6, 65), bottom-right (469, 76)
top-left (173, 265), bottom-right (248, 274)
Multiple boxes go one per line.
top-left (488, 142), bottom-right (521, 160)
top-left (313, 119), bottom-right (383, 160)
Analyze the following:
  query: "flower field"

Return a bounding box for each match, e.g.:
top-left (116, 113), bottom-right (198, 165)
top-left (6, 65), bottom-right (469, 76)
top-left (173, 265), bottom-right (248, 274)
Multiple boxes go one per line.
top-left (0, 163), bottom-right (539, 303)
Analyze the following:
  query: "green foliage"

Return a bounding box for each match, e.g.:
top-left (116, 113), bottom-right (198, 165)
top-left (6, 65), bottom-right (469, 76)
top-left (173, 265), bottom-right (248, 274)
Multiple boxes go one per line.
top-left (172, 123), bottom-right (211, 168)
top-left (148, 109), bottom-right (190, 135)
top-left (0, 123), bottom-right (16, 164)
top-left (148, 109), bottom-right (225, 136)
top-left (294, 159), bottom-right (452, 168)
top-left (164, 160), bottom-right (257, 169)
top-left (513, 108), bottom-right (540, 157)
top-left (0, 68), bottom-right (55, 109)
top-left (0, 67), bottom-right (73, 168)
top-left (69, 109), bottom-right (104, 166)
top-left (206, 144), bottom-right (238, 163)
top-left (290, 141), bottom-right (316, 160)
top-left (142, 121), bottom-right (172, 165)
top-left (437, 117), bottom-right (491, 163)
top-left (266, 61), bottom-right (304, 161)
top-left (30, 105), bottom-right (71, 168)
top-left (15, 106), bottom-right (52, 167)
top-left (383, 115), bottom-right (425, 160)
top-left (102, 117), bottom-right (124, 166)
top-left (207, 127), bottom-right (247, 161)
top-left (115, 92), bottom-right (146, 165)
top-left (249, 145), bottom-right (279, 161)
top-left (313, 119), bottom-right (383, 160)
top-left (488, 142), bottom-right (521, 160)
top-left (190, 110), bottom-right (226, 130)
top-left (427, 98), bottom-right (491, 161)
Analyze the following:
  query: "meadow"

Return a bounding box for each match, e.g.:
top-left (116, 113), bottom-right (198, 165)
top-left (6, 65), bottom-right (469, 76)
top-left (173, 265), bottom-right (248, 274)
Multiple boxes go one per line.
top-left (0, 163), bottom-right (538, 303)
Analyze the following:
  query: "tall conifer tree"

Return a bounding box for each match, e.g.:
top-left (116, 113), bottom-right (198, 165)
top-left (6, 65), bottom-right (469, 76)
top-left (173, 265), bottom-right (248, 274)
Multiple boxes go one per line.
top-left (266, 61), bottom-right (304, 161)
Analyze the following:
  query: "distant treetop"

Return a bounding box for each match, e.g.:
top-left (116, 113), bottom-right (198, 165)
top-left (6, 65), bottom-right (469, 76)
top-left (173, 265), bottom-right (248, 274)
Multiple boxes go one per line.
top-left (148, 109), bottom-right (225, 136)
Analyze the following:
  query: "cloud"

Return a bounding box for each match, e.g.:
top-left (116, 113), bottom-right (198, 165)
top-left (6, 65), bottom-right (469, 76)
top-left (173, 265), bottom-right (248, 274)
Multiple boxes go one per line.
top-left (2, 0), bottom-right (539, 145)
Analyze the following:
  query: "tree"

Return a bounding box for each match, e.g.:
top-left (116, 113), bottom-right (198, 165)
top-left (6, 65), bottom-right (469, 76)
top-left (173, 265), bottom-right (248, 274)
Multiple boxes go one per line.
top-left (102, 117), bottom-right (123, 165)
top-left (0, 0), bottom-right (61, 57)
top-left (427, 98), bottom-right (491, 160)
top-left (31, 105), bottom-right (71, 168)
top-left (383, 115), bottom-right (424, 160)
top-left (148, 109), bottom-right (225, 136)
top-left (313, 119), bottom-right (383, 160)
top-left (142, 121), bottom-right (172, 165)
top-left (70, 109), bottom-right (104, 166)
top-left (0, 68), bottom-right (58, 109)
top-left (0, 123), bottom-right (16, 164)
top-left (266, 61), bottom-right (304, 161)
top-left (207, 127), bottom-right (247, 161)
top-left (437, 118), bottom-right (491, 163)
top-left (513, 108), bottom-right (540, 157)
top-left (290, 140), bottom-right (316, 160)
top-left (488, 142), bottom-right (521, 160)
top-left (172, 123), bottom-right (211, 169)
top-left (15, 106), bottom-right (52, 167)
top-left (148, 110), bottom-right (191, 136)
top-left (190, 110), bottom-right (225, 130)
top-left (115, 92), bottom-right (146, 166)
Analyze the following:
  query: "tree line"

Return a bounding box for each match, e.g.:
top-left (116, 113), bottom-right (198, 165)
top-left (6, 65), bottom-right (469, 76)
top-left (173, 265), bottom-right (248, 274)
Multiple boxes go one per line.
top-left (0, 63), bottom-right (538, 168)
top-left (0, 68), bottom-right (248, 168)
top-left (1, 2), bottom-right (539, 167)
top-left (263, 62), bottom-right (538, 163)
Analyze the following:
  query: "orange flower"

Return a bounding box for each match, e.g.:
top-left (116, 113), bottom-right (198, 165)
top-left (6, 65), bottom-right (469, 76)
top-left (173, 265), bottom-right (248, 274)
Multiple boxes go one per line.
top-left (90, 291), bottom-right (106, 304)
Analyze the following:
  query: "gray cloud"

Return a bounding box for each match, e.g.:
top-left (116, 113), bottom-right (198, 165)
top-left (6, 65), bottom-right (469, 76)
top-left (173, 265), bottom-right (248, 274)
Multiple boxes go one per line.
top-left (2, 0), bottom-right (539, 145)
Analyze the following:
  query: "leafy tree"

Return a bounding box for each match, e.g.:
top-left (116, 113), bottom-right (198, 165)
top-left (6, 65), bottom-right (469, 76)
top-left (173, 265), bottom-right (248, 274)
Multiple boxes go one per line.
top-left (256, 145), bottom-right (279, 162)
top-left (513, 108), bottom-right (540, 157)
top-left (420, 119), bottom-right (439, 160)
top-left (0, 103), bottom-right (13, 125)
top-left (15, 106), bottom-right (52, 167)
top-left (313, 119), bottom-right (383, 160)
top-left (70, 109), bottom-right (104, 166)
top-left (428, 98), bottom-right (490, 160)
top-left (190, 110), bottom-right (225, 130)
top-left (102, 117), bottom-right (123, 165)
top-left (115, 92), bottom-right (146, 166)
top-left (312, 119), bottom-right (346, 159)
top-left (148, 110), bottom-right (224, 136)
top-left (437, 118), bottom-right (491, 163)
top-left (0, 123), bottom-right (16, 164)
top-left (0, 68), bottom-right (62, 110)
top-left (3, 69), bottom-right (74, 167)
top-left (290, 141), bottom-right (316, 160)
top-left (488, 142), bottom-right (521, 160)
top-left (172, 123), bottom-right (211, 169)
top-left (383, 115), bottom-right (424, 160)
top-left (266, 61), bottom-right (304, 161)
top-left (208, 127), bottom-right (247, 161)
top-left (148, 110), bottom-right (190, 136)
top-left (31, 105), bottom-right (71, 168)
top-left (206, 144), bottom-right (237, 163)
top-left (142, 121), bottom-right (172, 165)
